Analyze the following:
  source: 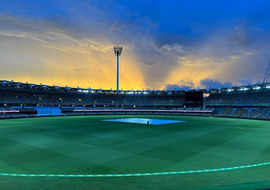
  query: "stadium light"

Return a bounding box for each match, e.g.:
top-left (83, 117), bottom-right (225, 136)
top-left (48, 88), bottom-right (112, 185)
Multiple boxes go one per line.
top-left (253, 86), bottom-right (261, 90)
top-left (113, 46), bottom-right (123, 92)
top-left (240, 87), bottom-right (249, 91)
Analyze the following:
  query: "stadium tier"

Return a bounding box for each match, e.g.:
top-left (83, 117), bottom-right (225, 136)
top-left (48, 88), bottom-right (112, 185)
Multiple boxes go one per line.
top-left (205, 83), bottom-right (270, 120)
top-left (0, 80), bottom-right (204, 118)
top-left (2, 80), bottom-right (270, 120)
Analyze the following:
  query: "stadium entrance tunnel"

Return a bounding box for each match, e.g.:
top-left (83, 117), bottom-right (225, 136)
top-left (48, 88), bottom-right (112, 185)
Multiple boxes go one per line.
top-left (35, 106), bottom-right (62, 116)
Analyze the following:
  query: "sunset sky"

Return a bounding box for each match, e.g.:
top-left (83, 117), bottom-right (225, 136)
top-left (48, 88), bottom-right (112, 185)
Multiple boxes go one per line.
top-left (1, 0), bottom-right (270, 90)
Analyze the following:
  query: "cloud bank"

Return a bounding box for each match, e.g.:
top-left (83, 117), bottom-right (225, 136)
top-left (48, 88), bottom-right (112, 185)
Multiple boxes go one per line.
top-left (0, 0), bottom-right (270, 89)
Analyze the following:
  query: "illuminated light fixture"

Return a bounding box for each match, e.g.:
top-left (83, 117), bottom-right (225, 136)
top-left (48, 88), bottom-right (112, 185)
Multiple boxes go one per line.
top-left (227, 89), bottom-right (234, 92)
top-left (78, 89), bottom-right (89, 93)
top-left (239, 87), bottom-right (249, 91)
top-left (253, 86), bottom-right (261, 90)
top-left (266, 85), bottom-right (270, 89)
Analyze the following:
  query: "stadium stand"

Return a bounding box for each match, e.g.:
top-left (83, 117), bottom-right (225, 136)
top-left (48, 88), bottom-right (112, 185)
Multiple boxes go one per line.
top-left (205, 83), bottom-right (270, 120)
top-left (0, 80), bottom-right (206, 119)
top-left (3, 80), bottom-right (270, 120)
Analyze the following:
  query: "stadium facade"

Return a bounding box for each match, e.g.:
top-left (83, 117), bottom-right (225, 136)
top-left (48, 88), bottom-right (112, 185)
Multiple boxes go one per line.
top-left (1, 80), bottom-right (270, 120)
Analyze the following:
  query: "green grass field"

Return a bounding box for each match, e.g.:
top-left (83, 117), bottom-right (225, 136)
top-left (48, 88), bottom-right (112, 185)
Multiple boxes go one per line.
top-left (0, 115), bottom-right (270, 190)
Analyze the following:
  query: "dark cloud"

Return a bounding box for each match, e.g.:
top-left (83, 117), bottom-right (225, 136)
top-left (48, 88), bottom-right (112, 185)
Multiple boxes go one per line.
top-left (165, 80), bottom-right (195, 91)
top-left (238, 79), bottom-right (253, 86)
top-left (1, 1), bottom-right (270, 89)
top-left (200, 79), bottom-right (232, 89)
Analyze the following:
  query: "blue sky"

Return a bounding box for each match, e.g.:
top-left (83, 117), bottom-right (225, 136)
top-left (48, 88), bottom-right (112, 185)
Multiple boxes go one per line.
top-left (0, 0), bottom-right (270, 89)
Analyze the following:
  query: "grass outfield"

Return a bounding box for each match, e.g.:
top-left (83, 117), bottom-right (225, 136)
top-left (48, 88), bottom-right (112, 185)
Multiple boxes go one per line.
top-left (0, 115), bottom-right (270, 190)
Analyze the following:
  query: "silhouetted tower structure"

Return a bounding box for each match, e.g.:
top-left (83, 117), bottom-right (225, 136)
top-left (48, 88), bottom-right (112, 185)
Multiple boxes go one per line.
top-left (263, 60), bottom-right (270, 84)
top-left (114, 46), bottom-right (123, 92)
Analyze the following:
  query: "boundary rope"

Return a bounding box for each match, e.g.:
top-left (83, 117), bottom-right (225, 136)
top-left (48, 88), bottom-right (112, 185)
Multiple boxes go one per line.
top-left (0, 161), bottom-right (269, 177)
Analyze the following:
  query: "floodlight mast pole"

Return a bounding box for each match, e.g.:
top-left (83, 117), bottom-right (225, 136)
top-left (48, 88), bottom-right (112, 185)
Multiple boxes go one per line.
top-left (117, 54), bottom-right (119, 91)
top-left (114, 46), bottom-right (123, 92)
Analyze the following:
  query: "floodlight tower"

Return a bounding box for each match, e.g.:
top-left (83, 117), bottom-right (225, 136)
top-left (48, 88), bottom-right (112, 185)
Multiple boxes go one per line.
top-left (114, 46), bottom-right (123, 92)
top-left (263, 60), bottom-right (270, 84)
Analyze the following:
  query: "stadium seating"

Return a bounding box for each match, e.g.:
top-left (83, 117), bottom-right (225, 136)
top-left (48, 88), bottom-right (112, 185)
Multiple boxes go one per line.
top-left (0, 80), bottom-right (205, 118)
top-left (2, 80), bottom-right (270, 121)
top-left (0, 80), bottom-right (202, 110)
